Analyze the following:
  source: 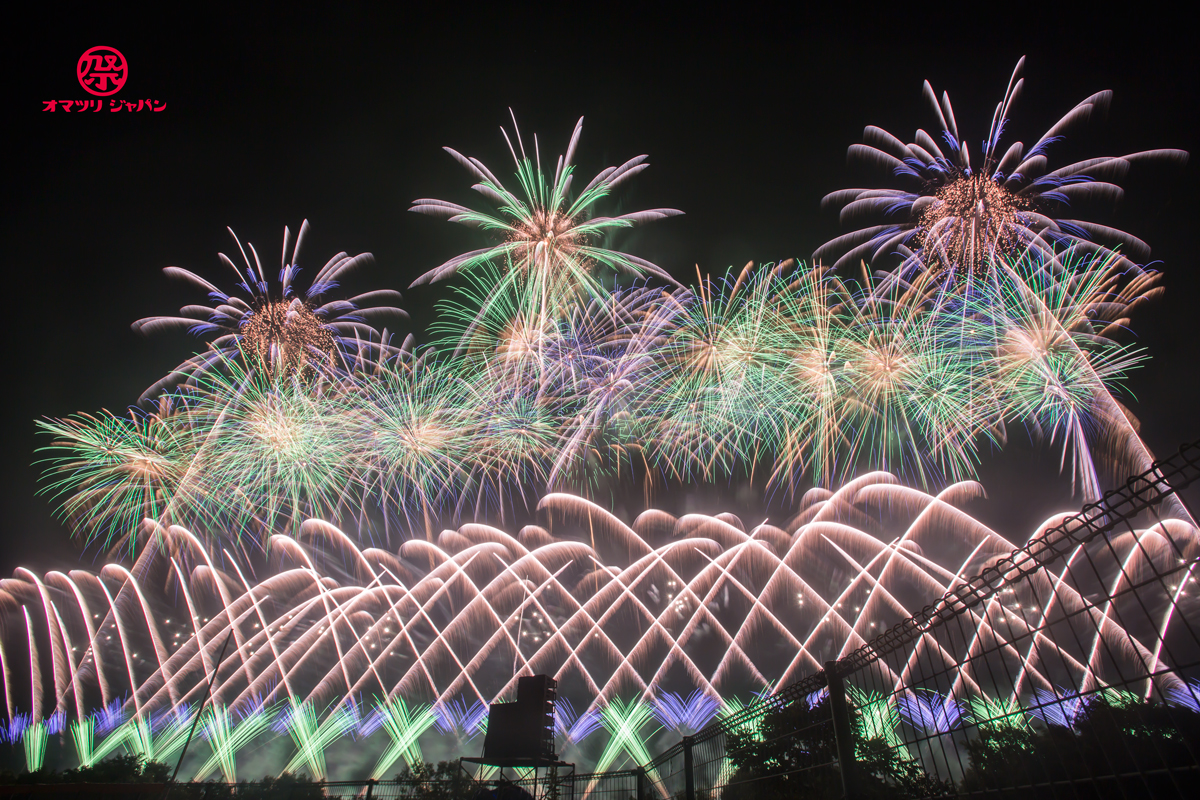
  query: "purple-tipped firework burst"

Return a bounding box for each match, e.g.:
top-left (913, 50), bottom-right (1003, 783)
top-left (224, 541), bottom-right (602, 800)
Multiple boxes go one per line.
top-left (815, 57), bottom-right (1188, 280)
top-left (132, 221), bottom-right (406, 399)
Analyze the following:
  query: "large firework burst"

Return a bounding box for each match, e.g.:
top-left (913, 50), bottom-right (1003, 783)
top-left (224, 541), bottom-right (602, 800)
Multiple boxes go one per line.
top-left (641, 263), bottom-right (993, 491)
top-left (39, 353), bottom-right (363, 552)
top-left (348, 351), bottom-right (475, 541)
top-left (168, 356), bottom-right (362, 545)
top-left (434, 265), bottom-right (673, 497)
top-left (982, 255), bottom-right (1154, 499)
top-left (827, 271), bottom-right (996, 486)
top-left (814, 57), bottom-right (1187, 278)
top-left (35, 398), bottom-right (196, 552)
top-left (132, 221), bottom-right (407, 400)
top-left (641, 262), bottom-right (806, 484)
top-left (409, 113), bottom-right (683, 309)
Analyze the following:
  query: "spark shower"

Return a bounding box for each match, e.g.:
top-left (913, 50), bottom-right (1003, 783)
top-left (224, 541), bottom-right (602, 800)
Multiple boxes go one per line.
top-left (4, 61), bottom-right (1195, 779)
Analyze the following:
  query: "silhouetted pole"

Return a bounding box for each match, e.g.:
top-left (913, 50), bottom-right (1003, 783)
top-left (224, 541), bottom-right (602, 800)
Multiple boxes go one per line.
top-left (825, 660), bottom-right (858, 800)
top-left (164, 630), bottom-right (234, 797)
top-left (682, 736), bottom-right (695, 800)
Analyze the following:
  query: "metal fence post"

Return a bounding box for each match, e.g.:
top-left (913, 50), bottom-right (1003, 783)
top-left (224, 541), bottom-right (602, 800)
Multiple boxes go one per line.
top-left (634, 766), bottom-right (646, 800)
top-left (825, 661), bottom-right (858, 800)
top-left (682, 735), bottom-right (696, 800)
top-left (364, 778), bottom-right (375, 799)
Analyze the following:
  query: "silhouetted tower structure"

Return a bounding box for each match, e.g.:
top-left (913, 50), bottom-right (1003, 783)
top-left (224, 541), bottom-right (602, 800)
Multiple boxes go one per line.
top-left (482, 675), bottom-right (558, 763)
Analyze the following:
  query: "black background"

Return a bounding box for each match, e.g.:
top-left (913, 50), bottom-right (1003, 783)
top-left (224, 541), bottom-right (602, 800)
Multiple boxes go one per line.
top-left (4, 4), bottom-right (1198, 574)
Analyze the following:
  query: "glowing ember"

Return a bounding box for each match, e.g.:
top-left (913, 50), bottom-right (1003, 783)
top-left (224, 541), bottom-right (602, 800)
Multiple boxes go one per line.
top-left (917, 175), bottom-right (1031, 276)
top-left (514, 209), bottom-right (582, 275)
top-left (240, 299), bottom-right (337, 376)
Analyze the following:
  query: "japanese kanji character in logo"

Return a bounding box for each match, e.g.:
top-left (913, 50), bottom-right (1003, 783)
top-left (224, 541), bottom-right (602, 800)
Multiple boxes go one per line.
top-left (77, 46), bottom-right (127, 97)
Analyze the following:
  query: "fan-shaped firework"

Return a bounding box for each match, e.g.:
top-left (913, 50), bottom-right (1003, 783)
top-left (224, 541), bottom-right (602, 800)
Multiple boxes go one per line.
top-left (815, 57), bottom-right (1188, 278)
top-left (132, 220), bottom-right (407, 400)
top-left (848, 687), bottom-right (906, 749)
top-left (596, 698), bottom-right (659, 773)
top-left (2, 479), bottom-right (1196, 776)
top-left (409, 113), bottom-right (682, 311)
top-left (555, 697), bottom-right (603, 746)
top-left (277, 698), bottom-right (357, 781)
top-left (365, 696), bottom-right (438, 779)
top-left (197, 702), bottom-right (272, 782)
top-left (652, 690), bottom-right (721, 735)
top-left (896, 689), bottom-right (966, 734)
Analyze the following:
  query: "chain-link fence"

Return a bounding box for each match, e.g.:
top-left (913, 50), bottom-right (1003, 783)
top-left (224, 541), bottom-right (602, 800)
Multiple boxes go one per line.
top-left (642, 439), bottom-right (1200, 800)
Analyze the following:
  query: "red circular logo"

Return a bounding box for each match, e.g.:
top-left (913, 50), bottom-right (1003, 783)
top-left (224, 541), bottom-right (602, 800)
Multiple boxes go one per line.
top-left (77, 46), bottom-right (127, 96)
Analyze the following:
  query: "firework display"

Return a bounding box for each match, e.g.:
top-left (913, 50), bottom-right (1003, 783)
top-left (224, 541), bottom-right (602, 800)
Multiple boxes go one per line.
top-left (8, 90), bottom-right (1193, 783)
top-left (815, 58), bottom-right (1188, 278)
top-left (38, 251), bottom-right (1155, 552)
top-left (3, 479), bottom-right (1197, 778)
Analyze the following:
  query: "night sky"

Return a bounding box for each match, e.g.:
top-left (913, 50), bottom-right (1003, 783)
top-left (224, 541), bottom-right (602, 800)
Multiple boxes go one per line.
top-left (5, 6), bottom-right (1198, 576)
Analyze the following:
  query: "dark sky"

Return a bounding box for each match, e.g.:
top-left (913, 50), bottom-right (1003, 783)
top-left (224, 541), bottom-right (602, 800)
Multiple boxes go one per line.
top-left (4, 5), bottom-right (1198, 575)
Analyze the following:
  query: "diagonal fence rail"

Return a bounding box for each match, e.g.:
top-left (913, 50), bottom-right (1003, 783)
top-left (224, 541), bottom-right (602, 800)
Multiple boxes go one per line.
top-left (640, 439), bottom-right (1200, 800)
